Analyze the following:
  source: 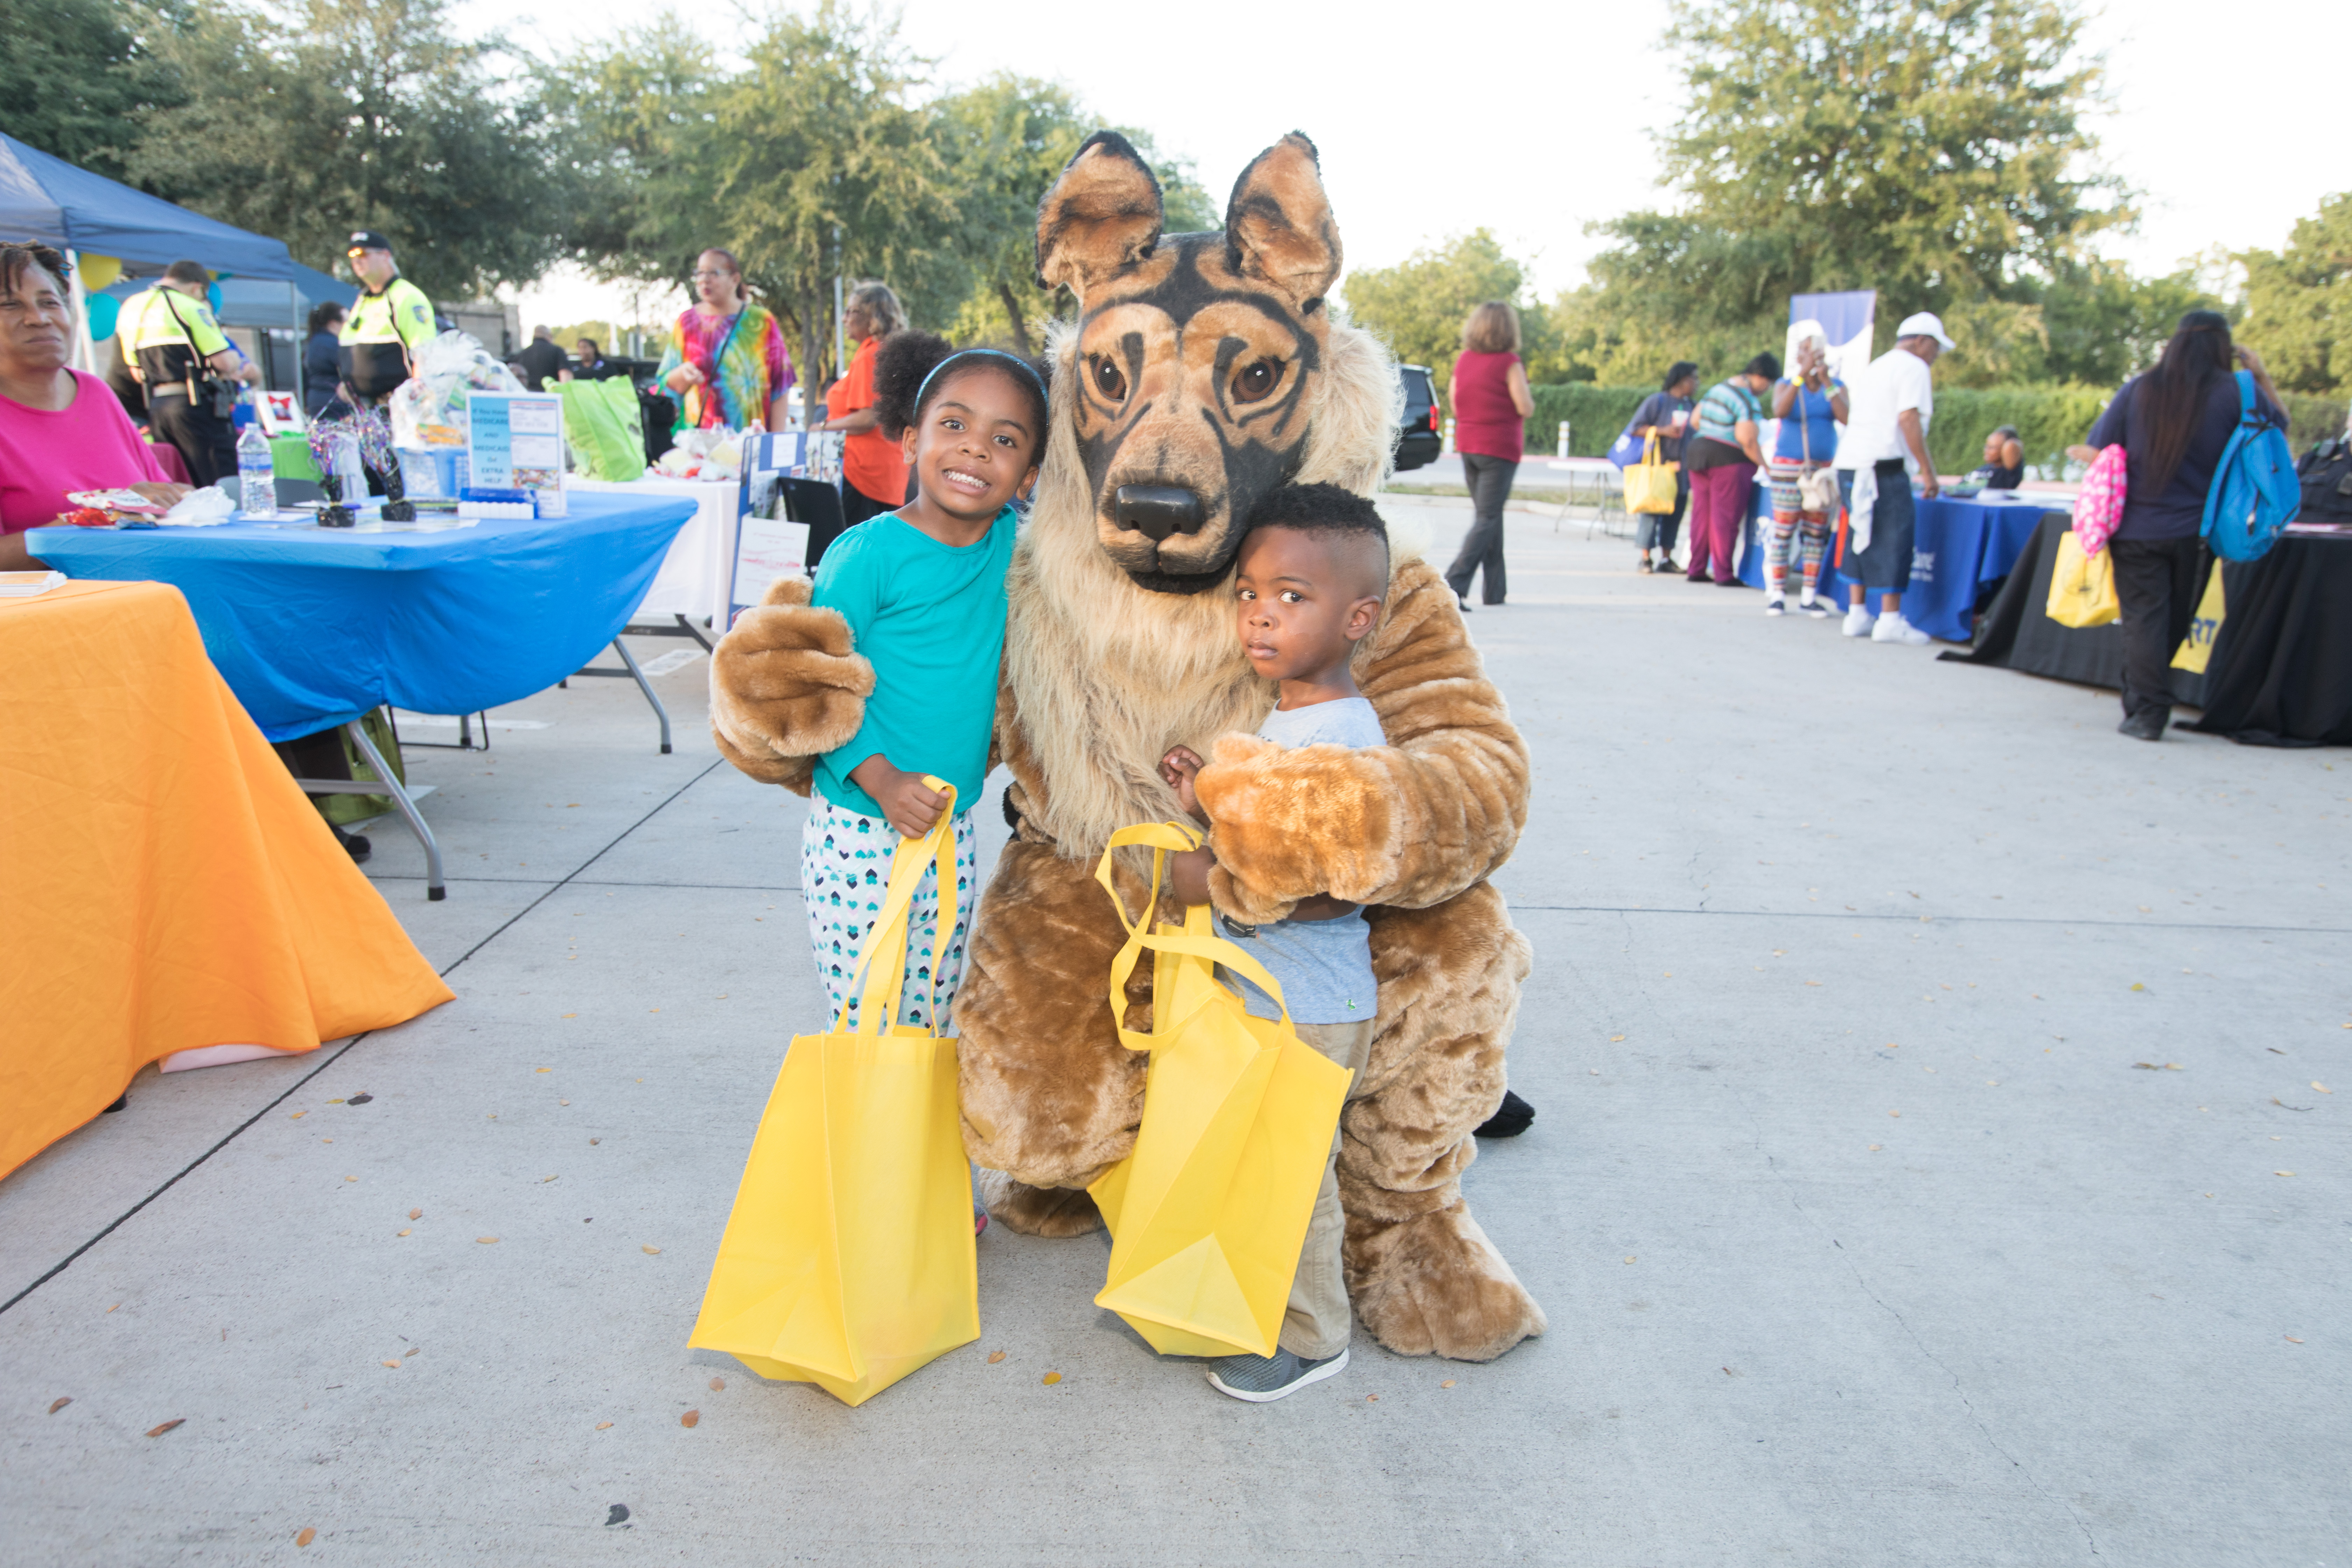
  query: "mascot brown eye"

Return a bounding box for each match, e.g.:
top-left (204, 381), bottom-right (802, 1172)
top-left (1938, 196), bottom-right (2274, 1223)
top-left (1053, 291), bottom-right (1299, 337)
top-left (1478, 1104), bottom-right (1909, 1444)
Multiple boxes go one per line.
top-left (1232, 359), bottom-right (1281, 404)
top-left (1092, 356), bottom-right (1127, 400)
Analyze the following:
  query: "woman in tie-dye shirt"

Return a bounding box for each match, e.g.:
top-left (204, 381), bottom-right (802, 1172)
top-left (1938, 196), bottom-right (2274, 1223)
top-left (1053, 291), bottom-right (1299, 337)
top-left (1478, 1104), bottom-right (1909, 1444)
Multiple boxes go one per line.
top-left (657, 247), bottom-right (795, 431)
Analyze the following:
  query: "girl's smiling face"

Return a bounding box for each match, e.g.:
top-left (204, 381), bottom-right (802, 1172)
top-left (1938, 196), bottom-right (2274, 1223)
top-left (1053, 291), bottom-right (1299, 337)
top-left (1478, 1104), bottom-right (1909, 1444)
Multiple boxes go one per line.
top-left (903, 366), bottom-right (1041, 523)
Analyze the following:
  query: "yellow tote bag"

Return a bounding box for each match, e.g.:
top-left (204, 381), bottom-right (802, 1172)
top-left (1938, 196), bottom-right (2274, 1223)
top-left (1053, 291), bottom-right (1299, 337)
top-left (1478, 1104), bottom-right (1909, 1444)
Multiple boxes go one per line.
top-left (2171, 559), bottom-right (2227, 672)
top-left (2046, 530), bottom-right (2119, 628)
top-left (1624, 431), bottom-right (1681, 514)
top-left (1085, 824), bottom-right (1354, 1359)
top-left (688, 783), bottom-right (978, 1406)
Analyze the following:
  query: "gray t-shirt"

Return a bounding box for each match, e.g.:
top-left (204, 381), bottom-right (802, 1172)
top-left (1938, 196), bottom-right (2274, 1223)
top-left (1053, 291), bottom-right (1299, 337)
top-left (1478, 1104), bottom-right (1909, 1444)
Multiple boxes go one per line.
top-left (1219, 696), bottom-right (1385, 1024)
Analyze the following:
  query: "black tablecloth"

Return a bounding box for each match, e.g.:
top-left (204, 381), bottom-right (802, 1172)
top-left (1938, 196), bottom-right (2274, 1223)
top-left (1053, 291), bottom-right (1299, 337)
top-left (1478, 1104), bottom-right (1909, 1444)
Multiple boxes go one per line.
top-left (1943, 513), bottom-right (2352, 743)
top-left (1937, 512), bottom-right (2208, 704)
top-left (2189, 532), bottom-right (2352, 746)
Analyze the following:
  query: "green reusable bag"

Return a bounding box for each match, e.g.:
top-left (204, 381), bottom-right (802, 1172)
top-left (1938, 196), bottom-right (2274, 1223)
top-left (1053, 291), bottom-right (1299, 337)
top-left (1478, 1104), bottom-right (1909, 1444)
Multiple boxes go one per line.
top-left (562, 378), bottom-right (647, 481)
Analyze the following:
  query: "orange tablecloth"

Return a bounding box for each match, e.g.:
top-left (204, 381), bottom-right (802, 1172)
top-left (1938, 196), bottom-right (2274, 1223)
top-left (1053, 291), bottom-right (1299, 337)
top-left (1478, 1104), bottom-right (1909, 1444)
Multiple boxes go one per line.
top-left (0, 580), bottom-right (453, 1180)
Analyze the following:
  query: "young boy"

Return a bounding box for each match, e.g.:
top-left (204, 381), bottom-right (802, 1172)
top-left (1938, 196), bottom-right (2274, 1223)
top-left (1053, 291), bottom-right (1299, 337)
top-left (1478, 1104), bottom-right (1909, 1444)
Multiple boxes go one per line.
top-left (1159, 482), bottom-right (1390, 1403)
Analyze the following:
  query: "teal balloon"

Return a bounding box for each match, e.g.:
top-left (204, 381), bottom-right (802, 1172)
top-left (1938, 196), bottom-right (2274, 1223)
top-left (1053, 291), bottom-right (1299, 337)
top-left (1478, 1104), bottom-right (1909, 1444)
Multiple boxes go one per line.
top-left (85, 292), bottom-right (119, 341)
top-left (206, 283), bottom-right (222, 313)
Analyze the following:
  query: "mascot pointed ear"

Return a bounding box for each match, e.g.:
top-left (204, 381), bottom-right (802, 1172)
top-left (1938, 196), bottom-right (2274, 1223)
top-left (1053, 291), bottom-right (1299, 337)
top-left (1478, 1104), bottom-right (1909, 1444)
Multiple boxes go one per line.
top-left (1224, 132), bottom-right (1342, 313)
top-left (1036, 131), bottom-right (1164, 302)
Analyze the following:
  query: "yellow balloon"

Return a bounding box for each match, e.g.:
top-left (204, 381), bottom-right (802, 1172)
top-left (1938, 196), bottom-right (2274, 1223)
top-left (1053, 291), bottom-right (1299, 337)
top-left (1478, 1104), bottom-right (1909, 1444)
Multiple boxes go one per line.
top-left (78, 253), bottom-right (122, 291)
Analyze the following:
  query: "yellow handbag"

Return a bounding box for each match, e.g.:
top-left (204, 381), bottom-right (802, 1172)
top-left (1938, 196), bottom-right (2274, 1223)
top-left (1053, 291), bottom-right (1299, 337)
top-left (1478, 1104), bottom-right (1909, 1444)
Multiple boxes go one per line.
top-left (1085, 824), bottom-right (1355, 1358)
top-left (2170, 559), bottom-right (2227, 672)
top-left (688, 782), bottom-right (978, 1406)
top-left (1624, 430), bottom-right (1681, 514)
top-left (2046, 530), bottom-right (2119, 628)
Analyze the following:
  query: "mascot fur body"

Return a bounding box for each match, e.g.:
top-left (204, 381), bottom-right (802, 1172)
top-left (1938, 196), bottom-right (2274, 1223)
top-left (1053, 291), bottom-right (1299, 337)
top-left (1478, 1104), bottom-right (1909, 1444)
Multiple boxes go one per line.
top-left (710, 131), bottom-right (1543, 1361)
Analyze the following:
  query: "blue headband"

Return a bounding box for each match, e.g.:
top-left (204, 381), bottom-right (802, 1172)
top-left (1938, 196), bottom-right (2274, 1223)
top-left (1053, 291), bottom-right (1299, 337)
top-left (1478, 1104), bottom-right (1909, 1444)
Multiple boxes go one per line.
top-left (914, 347), bottom-right (1047, 409)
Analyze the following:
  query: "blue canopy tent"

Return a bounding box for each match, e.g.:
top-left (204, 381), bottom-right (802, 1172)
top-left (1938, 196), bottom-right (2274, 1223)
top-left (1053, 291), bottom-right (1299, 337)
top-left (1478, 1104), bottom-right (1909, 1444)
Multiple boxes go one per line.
top-left (0, 131), bottom-right (346, 372)
top-left (0, 130), bottom-right (307, 278)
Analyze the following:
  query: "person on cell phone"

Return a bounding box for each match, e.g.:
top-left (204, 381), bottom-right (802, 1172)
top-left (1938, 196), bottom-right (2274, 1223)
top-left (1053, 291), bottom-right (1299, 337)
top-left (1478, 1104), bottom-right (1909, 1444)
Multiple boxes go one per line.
top-left (1763, 327), bottom-right (1848, 616)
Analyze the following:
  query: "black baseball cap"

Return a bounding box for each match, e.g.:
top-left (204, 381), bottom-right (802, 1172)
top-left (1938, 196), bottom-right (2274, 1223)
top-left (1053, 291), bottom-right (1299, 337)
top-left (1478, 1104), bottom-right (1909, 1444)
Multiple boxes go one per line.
top-left (346, 230), bottom-right (393, 254)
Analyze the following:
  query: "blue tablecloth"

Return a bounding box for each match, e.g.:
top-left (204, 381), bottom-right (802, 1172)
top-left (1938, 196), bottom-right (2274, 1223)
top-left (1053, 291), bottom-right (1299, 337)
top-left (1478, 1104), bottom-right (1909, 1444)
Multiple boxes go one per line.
top-left (1738, 491), bottom-right (2056, 640)
top-left (28, 493), bottom-right (696, 742)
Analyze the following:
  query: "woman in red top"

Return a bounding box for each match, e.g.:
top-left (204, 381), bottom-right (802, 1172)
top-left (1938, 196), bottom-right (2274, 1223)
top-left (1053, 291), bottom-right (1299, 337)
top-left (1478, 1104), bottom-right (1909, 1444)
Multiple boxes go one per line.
top-left (0, 242), bottom-right (185, 570)
top-left (816, 281), bottom-right (911, 525)
top-left (1443, 301), bottom-right (1534, 610)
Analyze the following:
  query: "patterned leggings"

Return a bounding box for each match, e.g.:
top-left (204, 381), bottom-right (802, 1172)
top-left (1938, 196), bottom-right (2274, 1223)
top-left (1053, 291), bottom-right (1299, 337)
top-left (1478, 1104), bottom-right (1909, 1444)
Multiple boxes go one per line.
top-left (800, 794), bottom-right (977, 1032)
top-left (1765, 460), bottom-right (1831, 595)
top-left (1766, 509), bottom-right (1830, 594)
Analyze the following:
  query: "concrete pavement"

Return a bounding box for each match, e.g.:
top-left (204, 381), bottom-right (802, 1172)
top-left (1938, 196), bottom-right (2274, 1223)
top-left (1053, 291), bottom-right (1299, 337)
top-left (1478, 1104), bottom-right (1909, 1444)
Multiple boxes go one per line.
top-left (3, 495), bottom-right (2346, 1565)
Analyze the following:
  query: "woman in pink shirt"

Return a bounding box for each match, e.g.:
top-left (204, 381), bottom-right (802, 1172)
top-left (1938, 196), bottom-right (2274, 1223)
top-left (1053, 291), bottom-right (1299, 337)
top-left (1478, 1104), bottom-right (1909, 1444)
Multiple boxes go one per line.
top-left (0, 241), bottom-right (185, 570)
top-left (1443, 301), bottom-right (1534, 611)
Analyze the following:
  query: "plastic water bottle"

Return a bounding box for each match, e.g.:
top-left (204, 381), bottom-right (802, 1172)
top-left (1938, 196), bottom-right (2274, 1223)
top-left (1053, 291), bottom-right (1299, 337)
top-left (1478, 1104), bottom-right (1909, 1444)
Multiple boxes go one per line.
top-left (236, 423), bottom-right (275, 515)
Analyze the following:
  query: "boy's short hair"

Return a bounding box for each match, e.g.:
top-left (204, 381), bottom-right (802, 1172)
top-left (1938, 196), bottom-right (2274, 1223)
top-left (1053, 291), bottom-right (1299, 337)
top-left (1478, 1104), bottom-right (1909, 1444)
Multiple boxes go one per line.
top-left (1242, 481), bottom-right (1386, 545)
top-left (1240, 483), bottom-right (1390, 596)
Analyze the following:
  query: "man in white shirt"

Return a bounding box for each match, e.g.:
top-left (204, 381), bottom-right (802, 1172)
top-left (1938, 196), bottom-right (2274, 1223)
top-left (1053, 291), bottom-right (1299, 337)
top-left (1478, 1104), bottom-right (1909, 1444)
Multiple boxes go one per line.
top-left (1833, 312), bottom-right (1954, 644)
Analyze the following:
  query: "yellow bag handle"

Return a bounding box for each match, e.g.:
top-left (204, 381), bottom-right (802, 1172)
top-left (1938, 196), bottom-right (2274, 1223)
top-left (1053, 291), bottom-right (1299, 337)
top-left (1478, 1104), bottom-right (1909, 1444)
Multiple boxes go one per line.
top-left (833, 779), bottom-right (959, 1037)
top-left (1093, 822), bottom-right (1293, 1051)
top-left (1642, 429), bottom-right (1661, 466)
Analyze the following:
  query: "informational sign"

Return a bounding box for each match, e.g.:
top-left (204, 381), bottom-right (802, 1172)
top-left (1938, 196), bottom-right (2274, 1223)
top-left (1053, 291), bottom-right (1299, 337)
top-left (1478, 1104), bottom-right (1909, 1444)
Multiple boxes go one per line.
top-left (729, 512), bottom-right (812, 621)
top-left (468, 391), bottom-right (567, 516)
top-left (729, 430), bottom-right (810, 623)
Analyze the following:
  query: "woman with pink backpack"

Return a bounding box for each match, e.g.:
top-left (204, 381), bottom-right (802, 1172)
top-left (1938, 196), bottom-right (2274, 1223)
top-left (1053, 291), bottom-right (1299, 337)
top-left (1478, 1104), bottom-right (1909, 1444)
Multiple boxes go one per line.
top-left (2069, 312), bottom-right (2290, 740)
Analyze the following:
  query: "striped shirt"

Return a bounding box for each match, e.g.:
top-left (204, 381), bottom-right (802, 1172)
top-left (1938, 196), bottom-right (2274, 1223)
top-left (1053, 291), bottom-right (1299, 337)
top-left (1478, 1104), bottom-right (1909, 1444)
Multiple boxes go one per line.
top-left (1693, 379), bottom-right (1763, 447)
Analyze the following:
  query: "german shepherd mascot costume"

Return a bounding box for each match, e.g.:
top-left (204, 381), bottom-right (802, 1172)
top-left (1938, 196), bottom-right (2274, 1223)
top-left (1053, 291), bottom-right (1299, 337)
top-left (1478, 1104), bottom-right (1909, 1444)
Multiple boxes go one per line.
top-left (710, 131), bottom-right (1544, 1361)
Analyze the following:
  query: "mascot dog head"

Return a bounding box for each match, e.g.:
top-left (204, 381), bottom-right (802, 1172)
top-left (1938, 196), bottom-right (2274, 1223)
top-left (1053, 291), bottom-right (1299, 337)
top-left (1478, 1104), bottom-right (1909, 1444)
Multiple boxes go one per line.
top-left (1037, 130), bottom-right (1346, 595)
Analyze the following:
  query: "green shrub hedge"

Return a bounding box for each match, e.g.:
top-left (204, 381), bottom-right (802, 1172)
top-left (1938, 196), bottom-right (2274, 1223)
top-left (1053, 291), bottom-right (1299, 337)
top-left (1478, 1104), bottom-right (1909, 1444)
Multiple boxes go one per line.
top-left (1522, 382), bottom-right (2350, 476)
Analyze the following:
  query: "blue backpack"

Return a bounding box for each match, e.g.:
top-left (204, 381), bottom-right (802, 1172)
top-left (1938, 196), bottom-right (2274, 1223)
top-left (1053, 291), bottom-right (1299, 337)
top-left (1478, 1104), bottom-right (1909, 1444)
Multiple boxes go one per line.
top-left (2201, 369), bottom-right (2300, 560)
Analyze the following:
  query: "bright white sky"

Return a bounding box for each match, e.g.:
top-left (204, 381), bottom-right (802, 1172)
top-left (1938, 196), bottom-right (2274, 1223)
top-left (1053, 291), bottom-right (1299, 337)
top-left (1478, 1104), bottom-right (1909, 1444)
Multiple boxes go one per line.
top-left (481, 0), bottom-right (2345, 330)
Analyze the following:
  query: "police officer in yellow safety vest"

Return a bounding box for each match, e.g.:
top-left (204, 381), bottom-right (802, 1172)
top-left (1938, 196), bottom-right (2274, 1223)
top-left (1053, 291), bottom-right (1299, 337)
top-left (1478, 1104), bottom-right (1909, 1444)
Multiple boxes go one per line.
top-left (337, 230), bottom-right (435, 407)
top-left (122, 259), bottom-right (262, 487)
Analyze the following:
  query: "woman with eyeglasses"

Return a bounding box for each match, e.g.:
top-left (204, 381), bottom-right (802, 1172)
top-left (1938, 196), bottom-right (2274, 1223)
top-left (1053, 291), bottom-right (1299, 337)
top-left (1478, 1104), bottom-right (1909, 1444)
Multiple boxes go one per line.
top-left (656, 248), bottom-right (795, 432)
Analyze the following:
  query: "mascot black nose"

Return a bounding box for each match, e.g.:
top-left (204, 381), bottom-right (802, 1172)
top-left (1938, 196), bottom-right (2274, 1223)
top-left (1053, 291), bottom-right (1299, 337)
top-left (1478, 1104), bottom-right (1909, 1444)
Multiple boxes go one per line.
top-left (1113, 485), bottom-right (1206, 542)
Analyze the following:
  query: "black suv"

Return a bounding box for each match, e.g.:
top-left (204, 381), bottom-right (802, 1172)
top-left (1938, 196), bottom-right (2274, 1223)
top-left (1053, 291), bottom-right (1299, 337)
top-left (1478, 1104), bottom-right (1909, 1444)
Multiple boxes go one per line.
top-left (1393, 364), bottom-right (1441, 471)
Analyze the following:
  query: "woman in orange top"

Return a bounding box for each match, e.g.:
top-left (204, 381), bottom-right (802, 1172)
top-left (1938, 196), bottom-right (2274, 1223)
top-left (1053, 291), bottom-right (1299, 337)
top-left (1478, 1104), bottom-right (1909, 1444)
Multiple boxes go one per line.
top-left (817, 281), bottom-right (911, 525)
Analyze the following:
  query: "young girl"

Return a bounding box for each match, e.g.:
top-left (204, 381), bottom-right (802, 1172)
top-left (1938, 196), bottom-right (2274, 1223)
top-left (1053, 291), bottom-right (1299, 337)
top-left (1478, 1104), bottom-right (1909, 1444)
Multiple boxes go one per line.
top-left (801, 341), bottom-right (1048, 1032)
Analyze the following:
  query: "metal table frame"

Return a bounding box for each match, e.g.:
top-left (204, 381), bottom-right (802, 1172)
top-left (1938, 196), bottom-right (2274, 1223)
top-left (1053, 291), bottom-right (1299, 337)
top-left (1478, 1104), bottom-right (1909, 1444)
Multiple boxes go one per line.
top-left (292, 718), bottom-right (447, 900)
top-left (294, 625), bottom-right (686, 901)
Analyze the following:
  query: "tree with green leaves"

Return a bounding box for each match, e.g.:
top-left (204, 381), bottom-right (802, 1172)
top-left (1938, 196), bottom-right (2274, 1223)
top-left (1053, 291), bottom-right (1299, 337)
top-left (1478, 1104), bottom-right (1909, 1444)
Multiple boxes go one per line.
top-left (707, 4), bottom-right (959, 395)
top-left (1342, 230), bottom-right (1565, 398)
top-left (125, 0), bottom-right (571, 299)
top-left (2238, 193), bottom-right (2351, 394)
top-left (927, 75), bottom-right (1213, 355)
top-left (1558, 0), bottom-right (2126, 388)
top-left (0, 0), bottom-right (178, 179)
top-left (546, 16), bottom-right (722, 303)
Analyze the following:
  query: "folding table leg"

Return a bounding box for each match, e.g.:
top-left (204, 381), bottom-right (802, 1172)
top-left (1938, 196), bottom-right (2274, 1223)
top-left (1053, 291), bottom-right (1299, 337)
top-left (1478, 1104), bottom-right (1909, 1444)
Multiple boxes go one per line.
top-left (675, 613), bottom-right (716, 652)
top-left (345, 719), bottom-right (447, 900)
top-left (610, 637), bottom-right (673, 754)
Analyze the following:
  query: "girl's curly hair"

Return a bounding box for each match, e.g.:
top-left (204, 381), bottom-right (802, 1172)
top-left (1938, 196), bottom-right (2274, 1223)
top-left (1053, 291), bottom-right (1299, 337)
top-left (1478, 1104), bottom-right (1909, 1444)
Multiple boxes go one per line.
top-left (872, 331), bottom-right (1051, 450)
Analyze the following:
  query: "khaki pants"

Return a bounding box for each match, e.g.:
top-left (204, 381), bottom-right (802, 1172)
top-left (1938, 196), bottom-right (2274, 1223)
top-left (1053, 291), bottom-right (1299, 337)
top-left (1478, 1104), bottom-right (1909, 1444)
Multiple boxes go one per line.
top-left (1279, 1019), bottom-right (1376, 1360)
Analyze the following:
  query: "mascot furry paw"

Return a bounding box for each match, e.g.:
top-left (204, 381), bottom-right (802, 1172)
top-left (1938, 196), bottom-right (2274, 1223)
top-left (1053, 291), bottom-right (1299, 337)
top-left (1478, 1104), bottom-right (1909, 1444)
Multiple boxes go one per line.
top-left (710, 130), bottom-right (1542, 1363)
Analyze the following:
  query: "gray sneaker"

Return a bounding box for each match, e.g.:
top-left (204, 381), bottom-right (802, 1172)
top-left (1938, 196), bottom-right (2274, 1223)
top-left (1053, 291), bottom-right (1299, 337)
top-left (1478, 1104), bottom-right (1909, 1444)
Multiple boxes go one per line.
top-left (1205, 1346), bottom-right (1349, 1403)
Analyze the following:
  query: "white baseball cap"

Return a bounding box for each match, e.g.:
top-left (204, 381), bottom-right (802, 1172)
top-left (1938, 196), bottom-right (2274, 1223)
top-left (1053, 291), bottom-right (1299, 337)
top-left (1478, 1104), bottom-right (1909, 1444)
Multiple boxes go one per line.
top-left (1896, 311), bottom-right (1957, 350)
